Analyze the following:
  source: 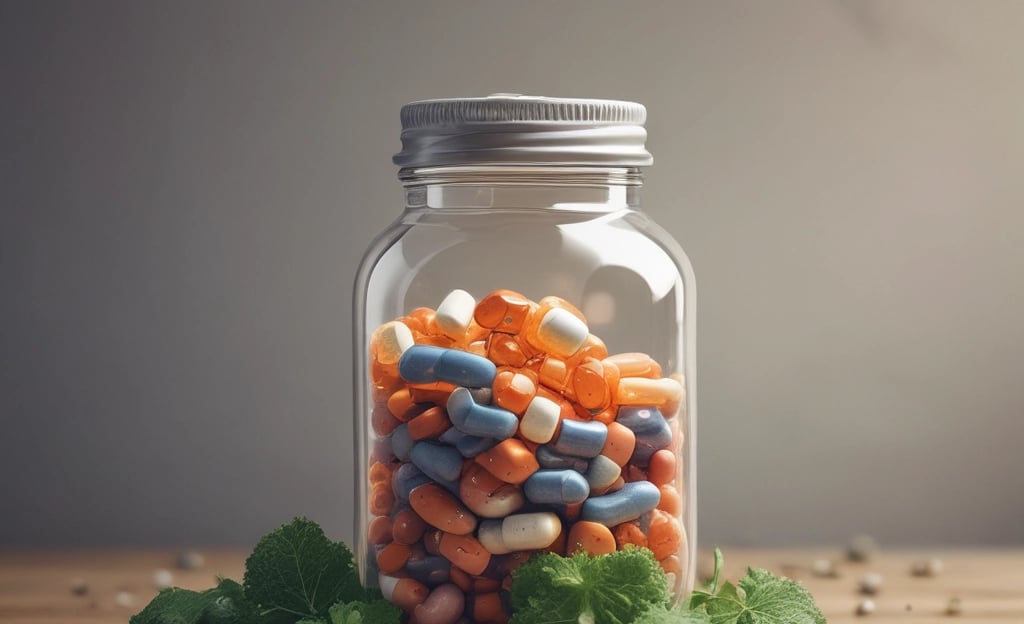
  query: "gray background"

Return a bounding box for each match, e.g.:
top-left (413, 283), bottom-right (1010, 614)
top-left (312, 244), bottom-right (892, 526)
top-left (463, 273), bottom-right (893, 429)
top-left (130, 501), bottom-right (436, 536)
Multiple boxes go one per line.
top-left (2, 0), bottom-right (1022, 548)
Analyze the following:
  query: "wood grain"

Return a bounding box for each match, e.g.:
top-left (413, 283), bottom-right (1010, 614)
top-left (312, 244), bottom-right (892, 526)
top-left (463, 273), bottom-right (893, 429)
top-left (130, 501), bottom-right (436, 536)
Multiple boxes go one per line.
top-left (0, 548), bottom-right (1021, 622)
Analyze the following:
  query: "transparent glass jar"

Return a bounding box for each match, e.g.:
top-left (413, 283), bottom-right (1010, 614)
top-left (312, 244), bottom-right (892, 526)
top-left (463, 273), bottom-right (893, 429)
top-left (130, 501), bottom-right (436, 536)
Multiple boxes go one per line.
top-left (353, 96), bottom-right (695, 623)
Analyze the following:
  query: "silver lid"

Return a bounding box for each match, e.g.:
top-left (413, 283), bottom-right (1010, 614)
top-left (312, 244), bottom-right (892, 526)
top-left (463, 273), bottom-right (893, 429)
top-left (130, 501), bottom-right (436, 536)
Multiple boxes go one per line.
top-left (393, 94), bottom-right (653, 168)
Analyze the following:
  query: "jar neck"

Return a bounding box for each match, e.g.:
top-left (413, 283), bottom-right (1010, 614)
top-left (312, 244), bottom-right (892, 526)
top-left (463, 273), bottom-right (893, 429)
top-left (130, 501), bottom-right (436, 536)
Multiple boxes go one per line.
top-left (399, 165), bottom-right (643, 212)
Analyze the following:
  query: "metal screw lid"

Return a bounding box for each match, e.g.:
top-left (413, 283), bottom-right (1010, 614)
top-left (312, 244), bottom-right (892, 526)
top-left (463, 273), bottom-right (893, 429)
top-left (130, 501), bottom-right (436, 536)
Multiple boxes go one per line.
top-left (393, 94), bottom-right (653, 168)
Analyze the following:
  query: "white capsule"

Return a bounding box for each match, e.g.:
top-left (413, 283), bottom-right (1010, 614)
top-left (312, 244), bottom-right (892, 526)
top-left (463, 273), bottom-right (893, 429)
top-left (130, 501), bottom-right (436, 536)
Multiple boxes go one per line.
top-left (435, 289), bottom-right (477, 339)
top-left (520, 396), bottom-right (561, 443)
top-left (501, 512), bottom-right (562, 551)
top-left (379, 573), bottom-right (400, 601)
top-left (478, 519), bottom-right (512, 555)
top-left (536, 308), bottom-right (588, 357)
top-left (373, 321), bottom-right (415, 365)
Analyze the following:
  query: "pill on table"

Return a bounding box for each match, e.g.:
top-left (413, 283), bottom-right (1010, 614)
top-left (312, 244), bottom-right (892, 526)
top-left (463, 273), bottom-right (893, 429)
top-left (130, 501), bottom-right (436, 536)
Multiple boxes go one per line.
top-left (435, 289), bottom-right (477, 339)
top-left (535, 444), bottom-right (589, 472)
top-left (408, 406), bottom-right (452, 440)
top-left (567, 520), bottom-right (616, 556)
top-left (377, 541), bottom-right (412, 574)
top-left (437, 533), bottom-right (491, 576)
top-left (551, 420), bottom-right (608, 458)
top-left (519, 395), bottom-right (561, 443)
top-left (393, 508), bottom-right (429, 545)
top-left (380, 574), bottom-right (430, 612)
top-left (523, 469), bottom-right (590, 505)
top-left (459, 464), bottom-right (526, 518)
top-left (474, 289), bottom-right (535, 333)
top-left (475, 439), bottom-right (540, 484)
top-left (617, 406), bottom-right (673, 467)
top-left (372, 321), bottom-right (416, 365)
top-left (409, 482), bottom-right (478, 535)
top-left (411, 583), bottom-right (465, 624)
top-left (585, 455), bottom-right (622, 491)
top-left (647, 449), bottom-right (677, 486)
top-left (411, 442), bottom-right (465, 484)
top-left (581, 480), bottom-right (661, 526)
top-left (400, 345), bottom-right (497, 388)
top-left (616, 377), bottom-right (684, 407)
top-left (447, 387), bottom-right (518, 439)
top-left (492, 369), bottom-right (537, 415)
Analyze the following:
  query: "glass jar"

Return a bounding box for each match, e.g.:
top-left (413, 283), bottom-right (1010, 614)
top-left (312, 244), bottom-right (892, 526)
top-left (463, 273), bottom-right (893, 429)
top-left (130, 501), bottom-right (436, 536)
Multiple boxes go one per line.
top-left (353, 95), bottom-right (695, 623)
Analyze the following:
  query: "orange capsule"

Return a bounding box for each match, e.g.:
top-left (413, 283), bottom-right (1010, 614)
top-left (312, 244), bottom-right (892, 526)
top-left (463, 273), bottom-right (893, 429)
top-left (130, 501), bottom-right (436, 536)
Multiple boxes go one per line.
top-left (571, 333), bottom-right (609, 363)
top-left (657, 483), bottom-right (683, 516)
top-left (572, 358), bottom-right (612, 411)
top-left (368, 515), bottom-right (393, 545)
top-left (475, 439), bottom-right (540, 484)
top-left (615, 377), bottom-right (684, 408)
top-left (408, 381), bottom-right (457, 405)
top-left (601, 422), bottom-right (637, 467)
top-left (387, 576), bottom-right (431, 613)
top-left (536, 386), bottom-right (576, 421)
top-left (466, 339), bottom-right (488, 357)
top-left (647, 509), bottom-right (683, 560)
top-left (660, 554), bottom-right (682, 577)
top-left (662, 373), bottom-right (686, 419)
top-left (470, 575), bottom-right (502, 593)
top-left (407, 406), bottom-right (452, 440)
top-left (423, 530), bottom-right (442, 556)
top-left (603, 352), bottom-right (663, 379)
top-left (376, 541), bottom-right (412, 574)
top-left (438, 533), bottom-right (491, 576)
top-left (369, 461), bottom-right (393, 486)
top-left (459, 464), bottom-right (526, 518)
top-left (370, 482), bottom-right (395, 516)
top-left (567, 521), bottom-right (616, 556)
top-left (401, 307), bottom-right (436, 335)
top-left (474, 289), bottom-right (536, 333)
top-left (612, 521), bottom-right (648, 549)
top-left (536, 357), bottom-right (572, 394)
top-left (409, 483), bottom-right (478, 536)
top-left (648, 449), bottom-right (677, 486)
top-left (372, 404), bottom-right (402, 436)
top-left (392, 508), bottom-right (429, 545)
top-left (486, 332), bottom-right (534, 367)
top-left (492, 368), bottom-right (537, 415)
top-left (387, 389), bottom-right (420, 422)
top-left (471, 591), bottom-right (509, 623)
top-left (448, 565), bottom-right (472, 592)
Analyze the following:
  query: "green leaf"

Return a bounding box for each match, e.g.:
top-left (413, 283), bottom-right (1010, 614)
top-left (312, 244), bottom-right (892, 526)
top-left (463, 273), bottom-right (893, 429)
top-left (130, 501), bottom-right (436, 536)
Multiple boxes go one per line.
top-left (243, 518), bottom-right (364, 621)
top-left (328, 600), bottom-right (402, 624)
top-left (635, 603), bottom-right (713, 624)
top-left (131, 579), bottom-right (258, 624)
top-left (709, 548), bottom-right (725, 593)
top-left (705, 568), bottom-right (826, 624)
top-left (509, 548), bottom-right (671, 624)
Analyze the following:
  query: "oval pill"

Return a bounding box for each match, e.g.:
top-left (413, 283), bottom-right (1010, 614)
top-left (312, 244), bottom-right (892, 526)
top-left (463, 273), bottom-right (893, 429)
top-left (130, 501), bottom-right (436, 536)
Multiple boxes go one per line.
top-left (380, 575), bottom-right (430, 612)
top-left (477, 519), bottom-right (511, 555)
top-left (580, 480), bottom-right (661, 526)
top-left (392, 462), bottom-right (431, 502)
top-left (647, 449), bottom-right (677, 486)
top-left (435, 289), bottom-right (477, 339)
top-left (409, 483), bottom-right (478, 535)
top-left (459, 464), bottom-right (526, 518)
top-left (567, 520), bottom-right (616, 556)
top-left (412, 583), bottom-right (465, 624)
top-left (400, 345), bottom-right (497, 388)
top-left (393, 508), bottom-right (429, 545)
top-left (585, 454), bottom-right (622, 491)
top-left (474, 439), bottom-right (540, 484)
top-left (501, 511), bottom-right (562, 551)
top-left (523, 469), bottom-right (590, 505)
top-left (534, 307), bottom-right (589, 357)
top-left (552, 419), bottom-right (608, 458)
top-left (437, 533), bottom-right (491, 576)
top-left (376, 541), bottom-right (411, 574)
top-left (616, 376), bottom-right (683, 407)
top-left (519, 395), bottom-right (561, 443)
top-left (411, 441), bottom-right (465, 484)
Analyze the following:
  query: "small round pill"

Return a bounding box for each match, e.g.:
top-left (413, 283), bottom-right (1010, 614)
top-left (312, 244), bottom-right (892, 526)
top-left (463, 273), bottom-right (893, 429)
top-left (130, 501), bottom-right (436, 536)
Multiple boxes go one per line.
top-left (855, 598), bottom-right (875, 616)
top-left (847, 534), bottom-right (879, 562)
top-left (945, 597), bottom-right (962, 616)
top-left (69, 578), bottom-right (89, 596)
top-left (910, 558), bottom-right (943, 577)
top-left (811, 558), bottom-right (839, 578)
top-left (176, 549), bottom-right (205, 570)
top-left (859, 572), bottom-right (883, 595)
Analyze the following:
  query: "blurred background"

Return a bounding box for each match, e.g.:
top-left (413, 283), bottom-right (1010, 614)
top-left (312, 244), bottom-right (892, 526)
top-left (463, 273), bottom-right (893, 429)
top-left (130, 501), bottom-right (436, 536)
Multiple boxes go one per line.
top-left (2, 0), bottom-right (1022, 550)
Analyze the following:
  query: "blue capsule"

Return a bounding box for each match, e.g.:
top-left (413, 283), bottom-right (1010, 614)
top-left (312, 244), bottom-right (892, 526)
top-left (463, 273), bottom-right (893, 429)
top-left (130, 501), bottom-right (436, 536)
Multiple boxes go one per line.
top-left (399, 345), bottom-right (497, 388)
top-left (536, 444), bottom-right (590, 472)
top-left (523, 469), bottom-right (591, 505)
top-left (551, 419), bottom-right (608, 458)
top-left (580, 480), bottom-right (661, 526)
top-left (391, 463), bottom-right (431, 502)
top-left (410, 441), bottom-right (464, 484)
top-left (447, 387), bottom-right (518, 439)
top-left (404, 554), bottom-right (451, 586)
top-left (391, 423), bottom-right (414, 462)
top-left (439, 426), bottom-right (500, 458)
top-left (617, 406), bottom-right (671, 467)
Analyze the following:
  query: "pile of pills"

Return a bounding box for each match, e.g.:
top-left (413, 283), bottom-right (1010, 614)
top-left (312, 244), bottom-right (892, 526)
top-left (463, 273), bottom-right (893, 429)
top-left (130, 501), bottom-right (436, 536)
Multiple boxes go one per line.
top-left (366, 289), bottom-right (687, 624)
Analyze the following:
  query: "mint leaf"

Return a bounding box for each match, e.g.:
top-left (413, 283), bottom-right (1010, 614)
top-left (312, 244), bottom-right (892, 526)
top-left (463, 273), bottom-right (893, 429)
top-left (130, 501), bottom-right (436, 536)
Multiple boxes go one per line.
top-left (636, 603), bottom-right (713, 624)
top-left (705, 568), bottom-right (827, 624)
top-left (328, 600), bottom-right (402, 624)
top-left (243, 518), bottom-right (364, 621)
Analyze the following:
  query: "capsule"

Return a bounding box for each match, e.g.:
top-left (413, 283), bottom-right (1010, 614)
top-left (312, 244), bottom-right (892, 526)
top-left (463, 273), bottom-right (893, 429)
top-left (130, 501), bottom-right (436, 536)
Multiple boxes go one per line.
top-left (380, 574), bottom-right (430, 612)
top-left (459, 464), bottom-right (526, 518)
top-left (523, 469), bottom-right (590, 505)
top-left (535, 444), bottom-right (589, 472)
top-left (447, 387), bottom-right (518, 439)
top-left (411, 583), bottom-right (465, 624)
top-left (615, 377), bottom-right (683, 408)
top-left (519, 395), bottom-right (561, 444)
top-left (372, 321), bottom-right (415, 365)
top-left (409, 483), bottom-right (478, 535)
top-left (392, 462), bottom-right (431, 502)
top-left (491, 369), bottom-right (537, 415)
top-left (435, 289), bottom-right (477, 339)
top-left (400, 345), bottom-right (498, 388)
top-left (474, 289), bottom-right (535, 333)
top-left (580, 480), bottom-right (661, 526)
top-left (584, 455), bottom-right (622, 491)
top-left (474, 439), bottom-right (539, 484)
top-left (551, 420), bottom-right (608, 459)
top-left (478, 512), bottom-right (562, 554)
top-left (408, 406), bottom-right (452, 441)
top-left (567, 521), bottom-right (616, 556)
top-left (411, 441), bottom-right (465, 484)
top-left (437, 532), bottom-right (491, 576)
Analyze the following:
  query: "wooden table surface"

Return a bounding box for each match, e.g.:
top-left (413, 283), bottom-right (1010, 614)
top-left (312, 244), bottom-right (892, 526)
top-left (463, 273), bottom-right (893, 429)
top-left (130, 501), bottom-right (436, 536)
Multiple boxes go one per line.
top-left (1, 547), bottom-right (1021, 623)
